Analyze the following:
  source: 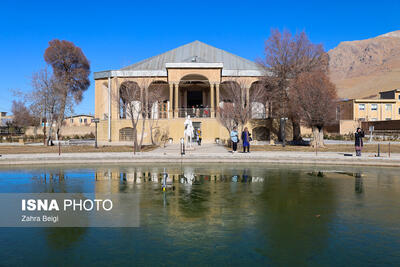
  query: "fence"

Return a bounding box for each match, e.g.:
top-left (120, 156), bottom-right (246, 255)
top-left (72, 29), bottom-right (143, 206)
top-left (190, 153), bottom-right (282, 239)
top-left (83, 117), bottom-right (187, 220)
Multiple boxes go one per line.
top-left (362, 120), bottom-right (400, 134)
top-left (178, 108), bottom-right (211, 118)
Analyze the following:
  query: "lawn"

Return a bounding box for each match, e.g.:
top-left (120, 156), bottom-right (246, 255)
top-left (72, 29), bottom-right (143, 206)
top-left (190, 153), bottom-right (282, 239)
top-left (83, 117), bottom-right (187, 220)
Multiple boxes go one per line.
top-left (248, 143), bottom-right (400, 153)
top-left (0, 145), bottom-right (157, 154)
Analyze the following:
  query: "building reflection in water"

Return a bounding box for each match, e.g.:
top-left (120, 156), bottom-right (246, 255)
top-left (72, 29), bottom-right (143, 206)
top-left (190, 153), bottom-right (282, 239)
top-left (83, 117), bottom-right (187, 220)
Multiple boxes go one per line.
top-left (92, 166), bottom-right (269, 232)
top-left (94, 166), bottom-right (266, 194)
top-left (9, 164), bottom-right (399, 264)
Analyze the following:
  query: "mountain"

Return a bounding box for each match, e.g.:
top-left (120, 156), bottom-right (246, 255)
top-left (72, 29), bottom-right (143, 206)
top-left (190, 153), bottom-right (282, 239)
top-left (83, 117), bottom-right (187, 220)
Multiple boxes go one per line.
top-left (328, 30), bottom-right (400, 99)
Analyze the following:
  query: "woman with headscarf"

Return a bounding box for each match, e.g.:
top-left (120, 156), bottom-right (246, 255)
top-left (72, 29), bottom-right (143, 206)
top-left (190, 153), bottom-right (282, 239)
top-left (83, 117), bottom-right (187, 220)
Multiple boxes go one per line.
top-left (241, 127), bottom-right (251, 153)
top-left (355, 127), bottom-right (365, 156)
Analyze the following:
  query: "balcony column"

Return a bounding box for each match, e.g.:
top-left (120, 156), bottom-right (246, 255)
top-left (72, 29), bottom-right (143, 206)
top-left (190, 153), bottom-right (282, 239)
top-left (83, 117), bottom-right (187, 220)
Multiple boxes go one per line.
top-left (174, 83), bottom-right (179, 118)
top-left (210, 83), bottom-right (215, 118)
top-left (168, 83), bottom-right (173, 119)
top-left (215, 83), bottom-right (220, 116)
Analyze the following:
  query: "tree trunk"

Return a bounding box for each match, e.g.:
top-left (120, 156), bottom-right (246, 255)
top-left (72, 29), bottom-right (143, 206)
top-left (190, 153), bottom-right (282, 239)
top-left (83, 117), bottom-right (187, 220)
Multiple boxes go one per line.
top-left (311, 126), bottom-right (325, 148)
top-left (47, 120), bottom-right (54, 146)
top-left (133, 127), bottom-right (138, 155)
top-left (43, 123), bottom-right (47, 146)
top-left (292, 120), bottom-right (302, 141)
top-left (150, 125), bottom-right (154, 145)
top-left (55, 91), bottom-right (68, 141)
top-left (139, 115), bottom-right (146, 151)
top-left (319, 128), bottom-right (324, 147)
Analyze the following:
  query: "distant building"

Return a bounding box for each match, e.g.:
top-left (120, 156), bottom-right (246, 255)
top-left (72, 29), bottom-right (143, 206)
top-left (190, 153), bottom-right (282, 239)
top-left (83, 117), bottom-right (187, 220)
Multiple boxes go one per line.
top-left (339, 89), bottom-right (400, 122)
top-left (25, 114), bottom-right (95, 137)
top-left (0, 112), bottom-right (13, 127)
top-left (64, 115), bottom-right (94, 127)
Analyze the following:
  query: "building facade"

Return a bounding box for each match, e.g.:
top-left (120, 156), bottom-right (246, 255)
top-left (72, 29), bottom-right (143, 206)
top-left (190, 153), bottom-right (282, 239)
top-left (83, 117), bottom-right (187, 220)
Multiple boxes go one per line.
top-left (94, 41), bottom-right (269, 144)
top-left (0, 112), bottom-right (13, 127)
top-left (339, 89), bottom-right (400, 122)
top-left (64, 115), bottom-right (94, 127)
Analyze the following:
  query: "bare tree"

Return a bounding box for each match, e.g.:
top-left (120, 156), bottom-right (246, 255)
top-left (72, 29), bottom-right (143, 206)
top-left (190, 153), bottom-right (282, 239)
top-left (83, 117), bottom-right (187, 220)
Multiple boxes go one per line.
top-left (262, 29), bottom-right (328, 141)
top-left (290, 71), bottom-right (337, 147)
top-left (30, 69), bottom-right (69, 145)
top-left (137, 79), bottom-right (155, 149)
top-left (147, 83), bottom-right (166, 145)
top-left (220, 79), bottom-right (268, 134)
top-left (119, 81), bottom-right (142, 153)
top-left (44, 39), bottom-right (90, 140)
top-left (11, 101), bottom-right (34, 129)
top-left (217, 102), bottom-right (237, 135)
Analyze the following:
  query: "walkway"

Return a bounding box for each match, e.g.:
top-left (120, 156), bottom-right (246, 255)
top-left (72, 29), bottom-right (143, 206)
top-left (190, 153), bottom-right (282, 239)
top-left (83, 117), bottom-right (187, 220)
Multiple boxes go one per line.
top-left (0, 143), bottom-right (400, 167)
top-left (152, 143), bottom-right (227, 155)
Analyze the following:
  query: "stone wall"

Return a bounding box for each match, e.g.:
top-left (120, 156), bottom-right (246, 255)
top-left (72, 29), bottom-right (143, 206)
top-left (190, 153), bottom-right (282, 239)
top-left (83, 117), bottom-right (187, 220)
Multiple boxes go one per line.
top-left (25, 126), bottom-right (94, 137)
top-left (339, 120), bottom-right (359, 135)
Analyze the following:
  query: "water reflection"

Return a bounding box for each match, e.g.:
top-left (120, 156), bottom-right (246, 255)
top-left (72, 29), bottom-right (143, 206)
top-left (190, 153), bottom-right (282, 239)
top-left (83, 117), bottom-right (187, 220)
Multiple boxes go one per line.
top-left (45, 228), bottom-right (87, 250)
top-left (355, 172), bottom-right (363, 194)
top-left (1, 164), bottom-right (400, 266)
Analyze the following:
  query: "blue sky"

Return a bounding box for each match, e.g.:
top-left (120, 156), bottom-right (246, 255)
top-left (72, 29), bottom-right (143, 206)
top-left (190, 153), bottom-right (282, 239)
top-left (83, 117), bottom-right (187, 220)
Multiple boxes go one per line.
top-left (1, 0), bottom-right (399, 115)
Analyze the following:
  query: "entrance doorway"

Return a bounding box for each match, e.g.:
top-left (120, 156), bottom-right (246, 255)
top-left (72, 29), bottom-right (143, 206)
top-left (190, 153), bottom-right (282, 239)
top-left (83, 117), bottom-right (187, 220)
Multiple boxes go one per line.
top-left (187, 91), bottom-right (203, 107)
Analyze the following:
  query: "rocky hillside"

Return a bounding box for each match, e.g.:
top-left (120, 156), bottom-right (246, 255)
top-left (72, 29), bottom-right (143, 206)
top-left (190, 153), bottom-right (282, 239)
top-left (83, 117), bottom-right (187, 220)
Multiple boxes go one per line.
top-left (328, 30), bottom-right (400, 99)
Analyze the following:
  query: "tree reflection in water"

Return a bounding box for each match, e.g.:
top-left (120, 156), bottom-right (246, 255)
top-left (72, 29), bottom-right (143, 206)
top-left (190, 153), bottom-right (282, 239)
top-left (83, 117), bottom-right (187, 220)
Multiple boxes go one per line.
top-left (355, 172), bottom-right (363, 194)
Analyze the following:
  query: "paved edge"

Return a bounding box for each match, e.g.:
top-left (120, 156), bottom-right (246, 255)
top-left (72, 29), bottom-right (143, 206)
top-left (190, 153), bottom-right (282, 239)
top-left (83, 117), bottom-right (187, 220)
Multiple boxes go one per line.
top-left (0, 155), bottom-right (399, 167)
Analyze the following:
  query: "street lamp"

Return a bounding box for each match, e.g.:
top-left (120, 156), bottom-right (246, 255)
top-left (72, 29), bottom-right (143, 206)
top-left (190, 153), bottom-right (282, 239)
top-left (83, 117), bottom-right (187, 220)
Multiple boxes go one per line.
top-left (92, 118), bottom-right (100, 148)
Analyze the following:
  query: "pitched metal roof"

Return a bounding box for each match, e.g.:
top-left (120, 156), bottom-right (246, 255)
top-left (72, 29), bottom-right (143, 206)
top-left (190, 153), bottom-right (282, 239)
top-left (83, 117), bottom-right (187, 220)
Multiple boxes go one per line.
top-left (120, 40), bottom-right (264, 71)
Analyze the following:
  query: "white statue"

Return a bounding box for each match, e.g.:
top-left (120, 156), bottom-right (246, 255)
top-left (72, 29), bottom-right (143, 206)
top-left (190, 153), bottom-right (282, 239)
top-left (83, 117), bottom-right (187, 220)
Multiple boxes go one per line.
top-left (184, 115), bottom-right (194, 147)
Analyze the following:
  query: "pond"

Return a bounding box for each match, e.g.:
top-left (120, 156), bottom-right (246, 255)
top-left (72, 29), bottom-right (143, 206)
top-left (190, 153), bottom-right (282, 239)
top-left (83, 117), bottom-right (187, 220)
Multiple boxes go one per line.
top-left (0, 163), bottom-right (399, 266)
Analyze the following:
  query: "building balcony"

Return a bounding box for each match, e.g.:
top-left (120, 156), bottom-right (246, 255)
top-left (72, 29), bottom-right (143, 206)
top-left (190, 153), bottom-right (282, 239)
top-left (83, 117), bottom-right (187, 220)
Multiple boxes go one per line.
top-left (178, 108), bottom-right (211, 118)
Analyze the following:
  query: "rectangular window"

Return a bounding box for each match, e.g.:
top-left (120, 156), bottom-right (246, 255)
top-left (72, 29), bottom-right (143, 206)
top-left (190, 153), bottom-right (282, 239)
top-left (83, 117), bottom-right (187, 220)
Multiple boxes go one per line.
top-left (386, 118), bottom-right (392, 121)
top-left (84, 118), bottom-right (87, 123)
top-left (70, 119), bottom-right (74, 123)
top-left (385, 104), bottom-right (392, 111)
top-left (371, 104), bottom-right (378, 111)
top-left (359, 104), bottom-right (365, 111)
top-left (79, 118), bottom-right (83, 123)
top-left (398, 107), bottom-right (400, 115)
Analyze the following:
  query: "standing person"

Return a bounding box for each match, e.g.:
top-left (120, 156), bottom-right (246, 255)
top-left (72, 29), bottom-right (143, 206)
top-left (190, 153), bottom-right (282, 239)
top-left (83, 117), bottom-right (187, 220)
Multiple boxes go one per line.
top-left (241, 127), bottom-right (251, 153)
top-left (197, 129), bottom-right (202, 146)
top-left (355, 127), bottom-right (365, 156)
top-left (230, 127), bottom-right (239, 153)
top-left (204, 106), bottom-right (209, 117)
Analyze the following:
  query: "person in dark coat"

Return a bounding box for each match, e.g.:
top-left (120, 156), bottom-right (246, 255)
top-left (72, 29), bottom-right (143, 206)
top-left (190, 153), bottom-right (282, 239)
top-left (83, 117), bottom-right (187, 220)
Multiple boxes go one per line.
top-left (241, 127), bottom-right (251, 153)
top-left (355, 127), bottom-right (365, 156)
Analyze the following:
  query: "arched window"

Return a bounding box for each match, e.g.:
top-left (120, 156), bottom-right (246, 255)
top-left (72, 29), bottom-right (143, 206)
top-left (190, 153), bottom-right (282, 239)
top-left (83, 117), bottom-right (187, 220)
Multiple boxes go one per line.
top-left (119, 127), bottom-right (134, 141)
